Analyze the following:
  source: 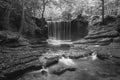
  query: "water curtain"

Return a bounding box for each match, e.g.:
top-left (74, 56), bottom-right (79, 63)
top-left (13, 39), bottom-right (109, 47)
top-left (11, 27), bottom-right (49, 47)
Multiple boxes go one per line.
top-left (48, 21), bottom-right (71, 41)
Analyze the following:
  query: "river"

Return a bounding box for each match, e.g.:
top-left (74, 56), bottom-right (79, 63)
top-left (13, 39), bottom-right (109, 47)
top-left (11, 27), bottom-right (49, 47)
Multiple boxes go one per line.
top-left (17, 42), bottom-right (120, 80)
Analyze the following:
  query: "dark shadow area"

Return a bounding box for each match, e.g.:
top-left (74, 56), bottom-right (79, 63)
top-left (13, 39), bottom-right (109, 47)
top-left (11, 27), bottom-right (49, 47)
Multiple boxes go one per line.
top-left (1, 66), bottom-right (42, 80)
top-left (71, 14), bottom-right (88, 41)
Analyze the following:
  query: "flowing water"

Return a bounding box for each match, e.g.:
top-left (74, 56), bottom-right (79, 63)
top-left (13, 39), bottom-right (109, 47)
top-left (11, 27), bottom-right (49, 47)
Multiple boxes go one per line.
top-left (17, 44), bottom-right (120, 80)
top-left (48, 21), bottom-right (71, 41)
top-left (47, 20), bottom-right (88, 44)
top-left (16, 21), bottom-right (120, 80)
top-left (47, 21), bottom-right (72, 45)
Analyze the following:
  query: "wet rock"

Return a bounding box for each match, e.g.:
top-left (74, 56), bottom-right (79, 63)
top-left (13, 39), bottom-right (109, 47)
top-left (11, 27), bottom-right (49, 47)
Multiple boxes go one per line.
top-left (113, 37), bottom-right (120, 43)
top-left (74, 37), bottom-right (113, 46)
top-left (69, 50), bottom-right (92, 59)
top-left (73, 39), bottom-right (98, 44)
top-left (50, 66), bottom-right (76, 75)
top-left (39, 55), bottom-right (59, 68)
top-left (46, 58), bottom-right (59, 67)
top-left (95, 38), bottom-right (113, 45)
top-left (85, 30), bottom-right (119, 39)
top-left (0, 47), bottom-right (45, 78)
top-left (97, 54), bottom-right (112, 61)
top-left (0, 31), bottom-right (30, 47)
top-left (51, 67), bottom-right (67, 75)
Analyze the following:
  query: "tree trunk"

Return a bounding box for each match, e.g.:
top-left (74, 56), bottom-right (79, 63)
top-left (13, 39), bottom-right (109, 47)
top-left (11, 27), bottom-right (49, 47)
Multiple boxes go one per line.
top-left (101, 0), bottom-right (104, 23)
top-left (5, 0), bottom-right (13, 30)
top-left (115, 0), bottom-right (119, 15)
top-left (16, 0), bottom-right (25, 39)
top-left (32, 0), bottom-right (36, 17)
top-left (42, 0), bottom-right (46, 19)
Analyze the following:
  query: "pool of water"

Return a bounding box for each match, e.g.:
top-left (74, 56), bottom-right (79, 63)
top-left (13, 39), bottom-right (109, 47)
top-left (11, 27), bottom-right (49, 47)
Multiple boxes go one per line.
top-left (17, 44), bottom-right (120, 80)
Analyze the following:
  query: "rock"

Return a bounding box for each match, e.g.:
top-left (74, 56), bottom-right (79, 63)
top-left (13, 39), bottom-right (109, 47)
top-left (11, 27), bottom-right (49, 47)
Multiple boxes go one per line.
top-left (73, 39), bottom-right (98, 44)
top-left (68, 48), bottom-right (92, 59)
top-left (46, 57), bottom-right (59, 67)
top-left (50, 65), bottom-right (76, 75)
top-left (89, 15), bottom-right (101, 26)
top-left (51, 67), bottom-right (67, 75)
top-left (113, 37), bottom-right (120, 43)
top-left (96, 38), bottom-right (113, 44)
top-left (0, 31), bottom-right (30, 47)
top-left (0, 47), bottom-right (45, 78)
top-left (85, 30), bottom-right (119, 39)
top-left (0, 31), bottom-right (17, 39)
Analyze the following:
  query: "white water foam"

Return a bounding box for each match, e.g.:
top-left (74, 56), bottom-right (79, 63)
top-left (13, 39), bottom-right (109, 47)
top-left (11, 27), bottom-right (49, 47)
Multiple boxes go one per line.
top-left (47, 39), bottom-right (73, 45)
top-left (59, 57), bottom-right (76, 66)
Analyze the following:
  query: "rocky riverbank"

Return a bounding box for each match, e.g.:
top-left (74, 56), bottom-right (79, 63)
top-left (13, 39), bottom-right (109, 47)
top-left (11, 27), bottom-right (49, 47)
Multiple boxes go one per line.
top-left (0, 16), bottom-right (120, 80)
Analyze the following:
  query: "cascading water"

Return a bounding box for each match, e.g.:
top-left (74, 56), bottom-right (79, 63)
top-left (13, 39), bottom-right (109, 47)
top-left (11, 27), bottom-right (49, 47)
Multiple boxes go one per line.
top-left (47, 21), bottom-right (72, 45)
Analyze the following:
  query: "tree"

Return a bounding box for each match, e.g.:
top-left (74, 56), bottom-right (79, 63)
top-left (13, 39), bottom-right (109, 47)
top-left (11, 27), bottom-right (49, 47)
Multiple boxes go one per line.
top-left (25, 0), bottom-right (40, 17)
top-left (4, 0), bottom-right (14, 30)
top-left (41, 0), bottom-right (45, 18)
top-left (41, 0), bottom-right (53, 19)
top-left (32, 0), bottom-right (36, 17)
top-left (17, 0), bottom-right (25, 39)
top-left (62, 11), bottom-right (72, 21)
top-left (101, 0), bottom-right (105, 23)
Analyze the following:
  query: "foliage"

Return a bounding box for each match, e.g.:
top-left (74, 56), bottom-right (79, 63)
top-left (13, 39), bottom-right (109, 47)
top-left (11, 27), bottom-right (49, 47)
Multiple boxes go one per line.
top-left (62, 11), bottom-right (72, 21)
top-left (0, 0), bottom-right (120, 39)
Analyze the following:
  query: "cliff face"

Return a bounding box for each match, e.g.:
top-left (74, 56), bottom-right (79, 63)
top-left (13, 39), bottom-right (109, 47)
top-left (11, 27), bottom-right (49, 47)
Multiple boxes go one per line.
top-left (71, 19), bottom-right (88, 41)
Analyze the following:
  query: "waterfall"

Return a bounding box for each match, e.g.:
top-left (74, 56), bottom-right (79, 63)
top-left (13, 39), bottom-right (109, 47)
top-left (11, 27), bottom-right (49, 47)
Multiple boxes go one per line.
top-left (47, 21), bottom-right (72, 45)
top-left (48, 21), bottom-right (71, 40)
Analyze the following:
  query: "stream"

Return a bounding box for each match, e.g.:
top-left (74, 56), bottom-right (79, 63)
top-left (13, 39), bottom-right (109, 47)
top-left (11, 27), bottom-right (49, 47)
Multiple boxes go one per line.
top-left (17, 43), bottom-right (120, 80)
top-left (3, 21), bottom-right (120, 80)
